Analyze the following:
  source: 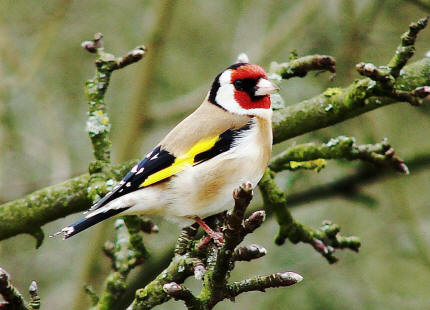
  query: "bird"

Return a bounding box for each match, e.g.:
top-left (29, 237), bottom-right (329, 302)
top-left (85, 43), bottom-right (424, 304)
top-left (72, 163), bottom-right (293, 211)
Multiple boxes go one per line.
top-left (55, 62), bottom-right (279, 244)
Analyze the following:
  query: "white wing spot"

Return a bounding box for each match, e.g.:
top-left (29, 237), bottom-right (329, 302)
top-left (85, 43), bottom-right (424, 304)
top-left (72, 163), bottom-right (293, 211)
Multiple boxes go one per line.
top-left (119, 189), bottom-right (124, 193)
top-left (151, 154), bottom-right (158, 160)
top-left (136, 167), bottom-right (144, 174)
top-left (62, 226), bottom-right (75, 235)
top-left (126, 182), bottom-right (131, 187)
top-left (131, 165), bottom-right (138, 173)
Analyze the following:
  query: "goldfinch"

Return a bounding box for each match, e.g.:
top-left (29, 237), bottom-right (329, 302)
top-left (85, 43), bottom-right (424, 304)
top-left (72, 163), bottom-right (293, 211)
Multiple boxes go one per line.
top-left (57, 62), bottom-right (279, 242)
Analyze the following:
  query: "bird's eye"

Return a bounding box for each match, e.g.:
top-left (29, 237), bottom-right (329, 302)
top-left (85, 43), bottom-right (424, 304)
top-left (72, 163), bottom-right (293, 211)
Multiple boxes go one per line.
top-left (234, 79), bottom-right (244, 90)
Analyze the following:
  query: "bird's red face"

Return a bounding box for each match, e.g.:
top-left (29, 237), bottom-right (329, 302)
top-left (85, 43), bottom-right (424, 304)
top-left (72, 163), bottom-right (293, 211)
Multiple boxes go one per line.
top-left (208, 63), bottom-right (279, 117)
top-left (231, 64), bottom-right (271, 110)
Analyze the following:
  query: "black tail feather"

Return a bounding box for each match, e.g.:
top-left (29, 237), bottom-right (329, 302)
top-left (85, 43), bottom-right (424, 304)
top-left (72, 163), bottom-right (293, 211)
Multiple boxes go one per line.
top-left (61, 207), bottom-right (129, 239)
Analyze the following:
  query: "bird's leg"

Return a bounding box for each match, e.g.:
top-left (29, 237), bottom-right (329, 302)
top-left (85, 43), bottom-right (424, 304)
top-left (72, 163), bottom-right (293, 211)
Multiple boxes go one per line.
top-left (192, 216), bottom-right (224, 247)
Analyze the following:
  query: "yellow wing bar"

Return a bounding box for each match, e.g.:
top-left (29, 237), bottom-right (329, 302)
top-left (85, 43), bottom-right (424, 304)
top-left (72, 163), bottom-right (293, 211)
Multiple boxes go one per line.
top-left (140, 136), bottom-right (220, 187)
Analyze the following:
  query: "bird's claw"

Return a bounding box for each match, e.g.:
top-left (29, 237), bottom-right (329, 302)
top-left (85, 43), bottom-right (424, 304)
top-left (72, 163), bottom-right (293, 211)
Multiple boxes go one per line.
top-left (198, 231), bottom-right (224, 249)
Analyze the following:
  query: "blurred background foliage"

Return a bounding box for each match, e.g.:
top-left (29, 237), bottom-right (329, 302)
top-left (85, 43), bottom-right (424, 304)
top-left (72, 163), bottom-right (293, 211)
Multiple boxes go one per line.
top-left (0, 0), bottom-right (430, 309)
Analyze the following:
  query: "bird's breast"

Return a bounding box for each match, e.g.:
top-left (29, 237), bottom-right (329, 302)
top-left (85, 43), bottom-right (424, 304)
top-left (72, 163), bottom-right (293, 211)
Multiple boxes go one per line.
top-left (165, 117), bottom-right (272, 218)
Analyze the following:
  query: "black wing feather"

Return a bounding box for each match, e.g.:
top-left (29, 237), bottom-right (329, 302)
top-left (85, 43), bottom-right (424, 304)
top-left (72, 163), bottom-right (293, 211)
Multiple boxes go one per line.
top-left (86, 146), bottom-right (175, 213)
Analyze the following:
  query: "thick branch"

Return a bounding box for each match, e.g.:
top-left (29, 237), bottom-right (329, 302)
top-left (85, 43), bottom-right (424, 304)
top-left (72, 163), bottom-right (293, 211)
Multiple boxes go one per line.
top-left (270, 136), bottom-right (408, 174)
top-left (0, 161), bottom-right (135, 243)
top-left (272, 18), bottom-right (429, 143)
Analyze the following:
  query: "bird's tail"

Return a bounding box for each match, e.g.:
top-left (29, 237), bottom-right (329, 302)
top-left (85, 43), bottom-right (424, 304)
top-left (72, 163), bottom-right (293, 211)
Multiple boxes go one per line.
top-left (51, 207), bottom-right (128, 239)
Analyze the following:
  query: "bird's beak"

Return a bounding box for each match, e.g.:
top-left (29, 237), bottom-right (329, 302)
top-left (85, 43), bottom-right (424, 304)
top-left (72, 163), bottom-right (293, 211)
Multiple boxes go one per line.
top-left (254, 78), bottom-right (280, 96)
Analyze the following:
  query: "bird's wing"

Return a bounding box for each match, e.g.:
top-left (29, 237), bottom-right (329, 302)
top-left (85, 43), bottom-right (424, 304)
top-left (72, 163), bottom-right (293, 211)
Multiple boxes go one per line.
top-left (86, 122), bottom-right (251, 213)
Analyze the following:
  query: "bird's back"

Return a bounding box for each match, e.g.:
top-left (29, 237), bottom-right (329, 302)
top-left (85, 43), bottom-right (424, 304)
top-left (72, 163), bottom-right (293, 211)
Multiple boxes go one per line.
top-left (160, 99), bottom-right (251, 156)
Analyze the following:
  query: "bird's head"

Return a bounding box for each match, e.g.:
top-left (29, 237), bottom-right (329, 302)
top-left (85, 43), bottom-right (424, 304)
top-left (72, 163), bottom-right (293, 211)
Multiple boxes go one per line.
top-left (208, 63), bottom-right (279, 118)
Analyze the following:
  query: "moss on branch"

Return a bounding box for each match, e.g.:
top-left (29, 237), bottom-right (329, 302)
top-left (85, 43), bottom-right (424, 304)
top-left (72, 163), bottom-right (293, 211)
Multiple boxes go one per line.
top-left (270, 54), bottom-right (336, 80)
top-left (129, 255), bottom-right (195, 309)
top-left (0, 174), bottom-right (91, 245)
top-left (270, 136), bottom-right (408, 173)
top-left (83, 33), bottom-right (146, 164)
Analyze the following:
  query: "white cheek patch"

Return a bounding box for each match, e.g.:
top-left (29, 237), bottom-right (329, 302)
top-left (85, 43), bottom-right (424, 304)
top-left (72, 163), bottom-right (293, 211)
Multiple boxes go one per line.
top-left (216, 70), bottom-right (245, 114)
top-left (215, 85), bottom-right (241, 114)
top-left (219, 70), bottom-right (232, 84)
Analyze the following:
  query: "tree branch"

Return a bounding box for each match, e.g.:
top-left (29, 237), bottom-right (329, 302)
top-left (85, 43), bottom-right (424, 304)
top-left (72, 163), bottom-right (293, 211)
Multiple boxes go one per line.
top-left (129, 255), bottom-right (195, 309)
top-left (269, 54), bottom-right (336, 80)
top-left (162, 283), bottom-right (202, 310)
top-left (226, 271), bottom-right (303, 298)
top-left (82, 33), bottom-right (146, 164)
top-left (94, 219), bottom-right (150, 310)
top-left (285, 153), bottom-right (430, 209)
top-left (388, 17), bottom-right (428, 78)
top-left (270, 136), bottom-right (408, 174)
top-left (0, 161), bottom-right (136, 245)
top-left (259, 169), bottom-right (360, 264)
top-left (74, 33), bottom-right (153, 310)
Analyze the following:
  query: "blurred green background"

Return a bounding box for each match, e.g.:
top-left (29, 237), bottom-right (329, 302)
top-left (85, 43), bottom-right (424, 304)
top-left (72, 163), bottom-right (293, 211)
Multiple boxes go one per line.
top-left (1, 0), bottom-right (430, 309)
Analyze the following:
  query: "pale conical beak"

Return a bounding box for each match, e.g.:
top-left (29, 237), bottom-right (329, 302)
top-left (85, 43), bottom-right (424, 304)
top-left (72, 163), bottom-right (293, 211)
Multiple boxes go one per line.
top-left (254, 78), bottom-right (280, 96)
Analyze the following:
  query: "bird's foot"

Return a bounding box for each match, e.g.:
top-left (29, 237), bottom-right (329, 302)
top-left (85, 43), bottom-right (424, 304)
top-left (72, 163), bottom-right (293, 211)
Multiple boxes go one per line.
top-left (192, 216), bottom-right (224, 248)
top-left (198, 231), bottom-right (224, 249)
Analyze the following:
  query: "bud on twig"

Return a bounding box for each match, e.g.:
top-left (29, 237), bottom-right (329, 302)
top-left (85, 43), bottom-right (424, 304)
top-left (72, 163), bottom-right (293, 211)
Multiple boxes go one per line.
top-left (243, 210), bottom-right (266, 234)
